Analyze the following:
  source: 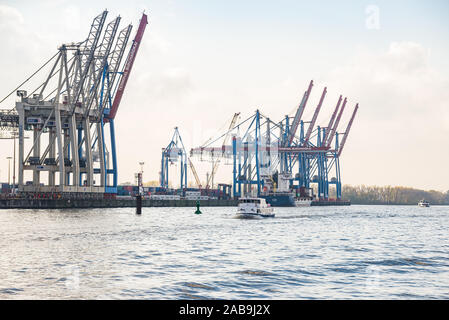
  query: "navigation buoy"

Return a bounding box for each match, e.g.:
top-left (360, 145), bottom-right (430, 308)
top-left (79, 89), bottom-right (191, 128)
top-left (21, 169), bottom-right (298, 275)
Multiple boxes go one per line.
top-left (136, 195), bottom-right (142, 214)
top-left (195, 200), bottom-right (202, 214)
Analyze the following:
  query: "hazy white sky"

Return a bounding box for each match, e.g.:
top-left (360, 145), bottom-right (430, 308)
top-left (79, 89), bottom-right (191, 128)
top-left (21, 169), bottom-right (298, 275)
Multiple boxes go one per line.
top-left (0, 0), bottom-right (448, 191)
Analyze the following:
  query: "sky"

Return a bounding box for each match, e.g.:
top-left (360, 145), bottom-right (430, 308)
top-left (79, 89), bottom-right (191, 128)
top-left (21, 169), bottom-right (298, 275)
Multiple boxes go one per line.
top-left (0, 0), bottom-right (448, 191)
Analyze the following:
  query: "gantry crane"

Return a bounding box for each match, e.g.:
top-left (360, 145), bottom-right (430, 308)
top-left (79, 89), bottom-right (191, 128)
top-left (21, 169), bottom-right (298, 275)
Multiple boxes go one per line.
top-left (205, 112), bottom-right (240, 189)
top-left (160, 127), bottom-right (188, 190)
top-left (337, 104), bottom-right (358, 157)
top-left (2, 10), bottom-right (147, 198)
top-left (188, 158), bottom-right (202, 188)
top-left (189, 80), bottom-right (359, 203)
top-left (286, 80), bottom-right (313, 146)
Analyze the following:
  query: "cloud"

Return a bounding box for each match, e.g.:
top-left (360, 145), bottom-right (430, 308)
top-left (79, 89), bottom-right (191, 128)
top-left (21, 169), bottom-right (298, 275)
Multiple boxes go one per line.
top-left (1, 2), bottom-right (447, 190)
top-left (145, 31), bottom-right (173, 54)
top-left (324, 41), bottom-right (449, 190)
top-left (0, 5), bottom-right (23, 25)
top-left (145, 67), bottom-right (194, 101)
top-left (383, 42), bottom-right (429, 74)
top-left (63, 5), bottom-right (82, 31)
top-left (0, 5), bottom-right (34, 106)
top-left (327, 41), bottom-right (448, 122)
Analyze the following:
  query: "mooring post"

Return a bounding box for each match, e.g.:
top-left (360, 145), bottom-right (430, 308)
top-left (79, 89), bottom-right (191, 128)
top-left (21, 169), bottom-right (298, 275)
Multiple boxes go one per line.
top-left (136, 171), bottom-right (143, 215)
top-left (136, 194), bottom-right (142, 214)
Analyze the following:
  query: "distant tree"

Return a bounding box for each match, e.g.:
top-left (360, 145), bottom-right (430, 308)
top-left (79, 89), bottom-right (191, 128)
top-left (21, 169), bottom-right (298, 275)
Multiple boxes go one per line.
top-left (342, 185), bottom-right (449, 205)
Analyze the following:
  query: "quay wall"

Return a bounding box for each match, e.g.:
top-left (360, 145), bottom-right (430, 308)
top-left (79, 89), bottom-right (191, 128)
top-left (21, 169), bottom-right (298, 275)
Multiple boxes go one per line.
top-left (0, 198), bottom-right (238, 209)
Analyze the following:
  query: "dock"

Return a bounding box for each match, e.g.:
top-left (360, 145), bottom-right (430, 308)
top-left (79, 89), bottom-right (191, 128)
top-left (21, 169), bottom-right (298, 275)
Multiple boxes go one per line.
top-left (311, 200), bottom-right (350, 206)
top-left (0, 198), bottom-right (237, 209)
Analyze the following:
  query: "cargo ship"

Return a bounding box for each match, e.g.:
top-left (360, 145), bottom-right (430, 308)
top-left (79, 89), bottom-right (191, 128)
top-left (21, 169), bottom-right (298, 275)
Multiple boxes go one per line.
top-left (259, 192), bottom-right (296, 207)
top-left (258, 182), bottom-right (350, 207)
top-left (260, 192), bottom-right (350, 207)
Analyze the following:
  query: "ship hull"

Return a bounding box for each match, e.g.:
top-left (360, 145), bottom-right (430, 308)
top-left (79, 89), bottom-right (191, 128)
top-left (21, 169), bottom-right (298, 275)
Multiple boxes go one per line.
top-left (260, 193), bottom-right (295, 207)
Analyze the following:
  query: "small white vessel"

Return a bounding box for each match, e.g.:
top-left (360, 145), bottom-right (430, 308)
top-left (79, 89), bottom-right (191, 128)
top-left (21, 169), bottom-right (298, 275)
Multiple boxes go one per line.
top-left (295, 197), bottom-right (312, 207)
top-left (418, 199), bottom-right (430, 207)
top-left (236, 197), bottom-right (275, 218)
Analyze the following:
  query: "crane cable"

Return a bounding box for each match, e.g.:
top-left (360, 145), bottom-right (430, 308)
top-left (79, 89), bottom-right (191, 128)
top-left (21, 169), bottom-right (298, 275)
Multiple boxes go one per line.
top-left (0, 51), bottom-right (59, 105)
top-left (200, 113), bottom-right (235, 147)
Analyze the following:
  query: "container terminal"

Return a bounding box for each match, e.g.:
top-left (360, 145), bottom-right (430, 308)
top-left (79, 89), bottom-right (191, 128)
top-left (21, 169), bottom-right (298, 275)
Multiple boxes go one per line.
top-left (0, 10), bottom-right (357, 209)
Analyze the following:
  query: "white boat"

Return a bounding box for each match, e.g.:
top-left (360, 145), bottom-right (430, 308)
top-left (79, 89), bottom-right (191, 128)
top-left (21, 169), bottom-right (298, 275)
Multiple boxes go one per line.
top-left (236, 197), bottom-right (275, 218)
top-left (418, 199), bottom-right (430, 207)
top-left (295, 197), bottom-right (312, 207)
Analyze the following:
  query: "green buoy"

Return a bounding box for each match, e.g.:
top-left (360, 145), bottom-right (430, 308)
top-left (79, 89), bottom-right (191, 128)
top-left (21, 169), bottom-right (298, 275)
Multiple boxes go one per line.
top-left (195, 200), bottom-right (202, 214)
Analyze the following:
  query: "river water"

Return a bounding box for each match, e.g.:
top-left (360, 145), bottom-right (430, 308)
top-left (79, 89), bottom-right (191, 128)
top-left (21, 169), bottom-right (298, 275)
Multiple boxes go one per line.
top-left (0, 205), bottom-right (448, 299)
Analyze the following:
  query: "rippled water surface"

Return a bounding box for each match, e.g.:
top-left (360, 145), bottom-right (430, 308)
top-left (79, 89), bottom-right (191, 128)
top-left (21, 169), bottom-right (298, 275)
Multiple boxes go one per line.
top-left (1, 205), bottom-right (448, 299)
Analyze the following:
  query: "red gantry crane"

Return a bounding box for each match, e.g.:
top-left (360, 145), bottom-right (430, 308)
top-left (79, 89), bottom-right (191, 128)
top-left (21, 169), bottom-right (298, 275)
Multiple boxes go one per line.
top-left (303, 87), bottom-right (327, 145)
top-left (326, 97), bottom-right (347, 147)
top-left (107, 13), bottom-right (148, 121)
top-left (322, 95), bottom-right (342, 144)
top-left (286, 80), bottom-right (314, 146)
top-left (337, 103), bottom-right (359, 157)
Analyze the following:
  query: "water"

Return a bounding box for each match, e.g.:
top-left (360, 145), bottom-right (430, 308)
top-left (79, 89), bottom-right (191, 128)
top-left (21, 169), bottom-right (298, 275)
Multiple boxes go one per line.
top-left (0, 205), bottom-right (448, 299)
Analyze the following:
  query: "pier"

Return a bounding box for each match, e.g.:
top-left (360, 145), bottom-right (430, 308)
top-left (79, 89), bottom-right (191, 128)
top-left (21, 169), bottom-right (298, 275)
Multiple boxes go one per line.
top-left (0, 198), bottom-right (237, 209)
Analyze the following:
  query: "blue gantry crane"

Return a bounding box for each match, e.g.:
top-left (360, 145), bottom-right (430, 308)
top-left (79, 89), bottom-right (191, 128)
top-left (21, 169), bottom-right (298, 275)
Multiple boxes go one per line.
top-left (189, 80), bottom-right (359, 205)
top-left (160, 127), bottom-right (188, 190)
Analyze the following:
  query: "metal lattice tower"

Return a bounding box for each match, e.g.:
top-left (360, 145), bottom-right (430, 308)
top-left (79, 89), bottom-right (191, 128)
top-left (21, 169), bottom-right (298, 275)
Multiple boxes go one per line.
top-left (71, 11), bottom-right (108, 109)
top-left (8, 10), bottom-right (148, 198)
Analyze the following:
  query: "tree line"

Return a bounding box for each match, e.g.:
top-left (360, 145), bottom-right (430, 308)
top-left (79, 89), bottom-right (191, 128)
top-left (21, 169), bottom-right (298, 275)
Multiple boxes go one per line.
top-left (342, 185), bottom-right (449, 205)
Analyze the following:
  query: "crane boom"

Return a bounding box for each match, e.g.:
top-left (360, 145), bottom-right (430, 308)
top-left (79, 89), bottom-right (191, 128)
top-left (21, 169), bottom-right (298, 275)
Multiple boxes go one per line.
top-left (223, 112), bottom-right (241, 146)
top-left (206, 112), bottom-right (240, 188)
top-left (188, 158), bottom-right (202, 188)
top-left (71, 10), bottom-right (108, 112)
top-left (303, 87), bottom-right (327, 144)
top-left (326, 97), bottom-right (347, 147)
top-left (322, 95), bottom-right (342, 144)
top-left (337, 103), bottom-right (358, 157)
top-left (100, 24), bottom-right (133, 115)
top-left (108, 13), bottom-right (148, 120)
top-left (286, 80), bottom-right (314, 146)
top-left (84, 16), bottom-right (121, 117)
